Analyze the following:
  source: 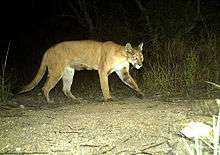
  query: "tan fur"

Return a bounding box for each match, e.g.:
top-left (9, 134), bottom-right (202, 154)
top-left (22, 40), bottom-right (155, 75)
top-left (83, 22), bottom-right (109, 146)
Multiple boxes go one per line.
top-left (19, 40), bottom-right (144, 102)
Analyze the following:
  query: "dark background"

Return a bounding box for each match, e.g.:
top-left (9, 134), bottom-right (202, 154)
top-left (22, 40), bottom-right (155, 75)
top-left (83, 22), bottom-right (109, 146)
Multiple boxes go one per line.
top-left (0, 0), bottom-right (219, 94)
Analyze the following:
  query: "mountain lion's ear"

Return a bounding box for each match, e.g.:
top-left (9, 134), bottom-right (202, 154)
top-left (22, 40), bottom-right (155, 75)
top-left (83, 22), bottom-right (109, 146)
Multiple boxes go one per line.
top-left (138, 42), bottom-right (143, 51)
top-left (125, 43), bottom-right (132, 53)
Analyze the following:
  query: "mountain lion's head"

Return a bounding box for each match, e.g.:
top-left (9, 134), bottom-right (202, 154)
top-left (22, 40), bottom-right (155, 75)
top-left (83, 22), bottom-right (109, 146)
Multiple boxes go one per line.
top-left (125, 42), bottom-right (144, 69)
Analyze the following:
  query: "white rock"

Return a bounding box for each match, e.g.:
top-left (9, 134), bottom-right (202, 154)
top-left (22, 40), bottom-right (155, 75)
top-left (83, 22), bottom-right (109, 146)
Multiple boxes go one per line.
top-left (20, 105), bottom-right (25, 109)
top-left (180, 122), bottom-right (212, 138)
top-left (16, 147), bottom-right (21, 152)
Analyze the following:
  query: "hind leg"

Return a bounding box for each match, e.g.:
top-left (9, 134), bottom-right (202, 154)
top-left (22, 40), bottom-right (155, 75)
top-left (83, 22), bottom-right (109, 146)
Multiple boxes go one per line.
top-left (42, 68), bottom-right (63, 103)
top-left (62, 66), bottom-right (76, 99)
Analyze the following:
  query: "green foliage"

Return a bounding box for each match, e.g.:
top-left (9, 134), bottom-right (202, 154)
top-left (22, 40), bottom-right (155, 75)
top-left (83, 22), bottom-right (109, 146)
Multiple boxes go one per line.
top-left (140, 29), bottom-right (218, 96)
top-left (0, 41), bottom-right (13, 103)
top-left (138, 10), bottom-right (218, 97)
top-left (184, 49), bottom-right (199, 95)
top-left (0, 76), bottom-right (13, 103)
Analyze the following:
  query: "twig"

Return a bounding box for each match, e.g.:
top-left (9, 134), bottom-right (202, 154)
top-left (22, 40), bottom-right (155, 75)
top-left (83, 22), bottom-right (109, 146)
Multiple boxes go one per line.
top-left (136, 152), bottom-right (153, 155)
top-left (213, 110), bottom-right (220, 155)
top-left (58, 130), bottom-right (80, 134)
top-left (183, 138), bottom-right (194, 155)
top-left (2, 41), bottom-right (11, 77)
top-left (134, 0), bottom-right (145, 12)
top-left (122, 135), bottom-right (132, 143)
top-left (67, 0), bottom-right (81, 19)
top-left (199, 137), bottom-right (214, 149)
top-left (116, 150), bottom-right (152, 155)
top-left (68, 125), bottom-right (74, 130)
top-left (1, 41), bottom-right (11, 102)
top-left (80, 144), bottom-right (100, 147)
top-left (141, 141), bottom-right (167, 151)
top-left (205, 81), bottom-right (220, 89)
top-left (1, 151), bottom-right (48, 154)
top-left (100, 145), bottom-right (115, 154)
top-left (46, 115), bottom-right (55, 119)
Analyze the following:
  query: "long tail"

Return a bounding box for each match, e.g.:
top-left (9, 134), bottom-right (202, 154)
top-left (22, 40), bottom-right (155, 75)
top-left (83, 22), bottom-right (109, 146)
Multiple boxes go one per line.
top-left (205, 81), bottom-right (220, 89)
top-left (17, 54), bottom-right (47, 94)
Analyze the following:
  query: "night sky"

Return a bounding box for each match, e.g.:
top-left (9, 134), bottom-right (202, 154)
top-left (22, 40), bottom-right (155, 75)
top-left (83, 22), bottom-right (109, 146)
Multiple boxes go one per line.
top-left (1, 0), bottom-right (218, 44)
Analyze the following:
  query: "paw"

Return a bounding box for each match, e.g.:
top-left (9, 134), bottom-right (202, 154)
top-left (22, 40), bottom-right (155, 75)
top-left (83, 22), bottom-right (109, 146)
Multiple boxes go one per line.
top-left (104, 97), bottom-right (113, 102)
top-left (47, 99), bottom-right (54, 103)
top-left (136, 92), bottom-right (144, 99)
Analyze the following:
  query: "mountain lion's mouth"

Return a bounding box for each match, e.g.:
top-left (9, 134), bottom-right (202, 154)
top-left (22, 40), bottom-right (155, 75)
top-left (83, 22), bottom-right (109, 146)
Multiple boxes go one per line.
top-left (134, 64), bottom-right (142, 69)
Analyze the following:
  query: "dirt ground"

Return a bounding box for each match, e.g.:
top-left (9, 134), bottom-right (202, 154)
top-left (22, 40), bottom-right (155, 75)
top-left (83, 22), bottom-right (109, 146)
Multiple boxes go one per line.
top-left (0, 89), bottom-right (219, 155)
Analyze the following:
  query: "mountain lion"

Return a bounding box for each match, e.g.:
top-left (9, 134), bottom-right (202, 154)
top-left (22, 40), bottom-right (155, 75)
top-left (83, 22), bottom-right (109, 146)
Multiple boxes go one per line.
top-left (18, 40), bottom-right (144, 102)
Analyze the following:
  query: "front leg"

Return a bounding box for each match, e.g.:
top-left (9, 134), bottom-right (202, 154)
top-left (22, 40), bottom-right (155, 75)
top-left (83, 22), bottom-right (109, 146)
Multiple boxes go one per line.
top-left (98, 70), bottom-right (112, 101)
top-left (116, 68), bottom-right (144, 98)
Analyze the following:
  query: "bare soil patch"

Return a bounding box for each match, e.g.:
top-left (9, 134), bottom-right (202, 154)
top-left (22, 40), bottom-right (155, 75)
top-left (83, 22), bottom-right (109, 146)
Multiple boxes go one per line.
top-left (0, 92), bottom-right (218, 154)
